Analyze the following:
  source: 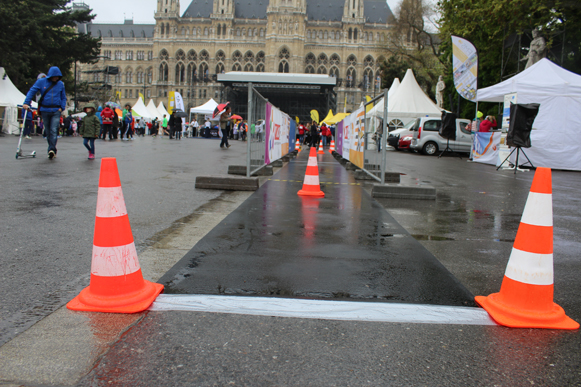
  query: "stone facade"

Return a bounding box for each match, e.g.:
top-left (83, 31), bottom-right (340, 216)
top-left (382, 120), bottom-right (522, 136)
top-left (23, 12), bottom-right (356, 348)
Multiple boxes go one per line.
top-left (77, 0), bottom-right (394, 113)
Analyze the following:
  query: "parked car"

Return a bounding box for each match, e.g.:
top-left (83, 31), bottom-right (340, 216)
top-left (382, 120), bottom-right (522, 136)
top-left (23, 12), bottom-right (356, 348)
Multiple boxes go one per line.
top-left (387, 120), bottom-right (416, 150)
top-left (409, 117), bottom-right (472, 155)
top-left (398, 135), bottom-right (413, 151)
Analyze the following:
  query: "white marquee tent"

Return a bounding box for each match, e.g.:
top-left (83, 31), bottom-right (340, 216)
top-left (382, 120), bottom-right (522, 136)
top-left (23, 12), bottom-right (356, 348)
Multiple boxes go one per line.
top-left (190, 98), bottom-right (218, 115)
top-left (132, 97), bottom-right (152, 119)
top-left (368, 70), bottom-right (442, 127)
top-left (146, 99), bottom-right (162, 120)
top-left (1, 67), bottom-right (37, 134)
top-left (157, 102), bottom-right (169, 119)
top-left (477, 58), bottom-right (581, 171)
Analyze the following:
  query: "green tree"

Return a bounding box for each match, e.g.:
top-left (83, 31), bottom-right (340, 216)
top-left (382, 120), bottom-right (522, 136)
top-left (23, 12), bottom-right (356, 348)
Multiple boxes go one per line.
top-left (437, 0), bottom-right (581, 118)
top-left (379, 0), bottom-right (444, 98)
top-left (0, 0), bottom-right (101, 92)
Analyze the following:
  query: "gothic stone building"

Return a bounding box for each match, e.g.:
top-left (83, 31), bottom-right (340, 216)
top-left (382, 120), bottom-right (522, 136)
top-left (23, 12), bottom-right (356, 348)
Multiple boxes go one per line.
top-left (78, 0), bottom-right (394, 115)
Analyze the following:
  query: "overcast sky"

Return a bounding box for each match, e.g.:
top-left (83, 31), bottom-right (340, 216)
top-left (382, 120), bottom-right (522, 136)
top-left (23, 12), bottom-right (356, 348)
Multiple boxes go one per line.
top-left (83, 0), bottom-right (402, 24)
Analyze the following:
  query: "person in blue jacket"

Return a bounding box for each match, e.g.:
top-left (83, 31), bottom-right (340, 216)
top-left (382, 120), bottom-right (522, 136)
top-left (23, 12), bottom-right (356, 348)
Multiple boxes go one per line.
top-left (23, 66), bottom-right (67, 159)
top-left (96, 106), bottom-right (104, 139)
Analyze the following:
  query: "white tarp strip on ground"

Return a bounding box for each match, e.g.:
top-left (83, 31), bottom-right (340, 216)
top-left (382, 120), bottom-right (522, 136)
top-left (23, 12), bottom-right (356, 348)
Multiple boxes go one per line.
top-left (149, 294), bottom-right (497, 326)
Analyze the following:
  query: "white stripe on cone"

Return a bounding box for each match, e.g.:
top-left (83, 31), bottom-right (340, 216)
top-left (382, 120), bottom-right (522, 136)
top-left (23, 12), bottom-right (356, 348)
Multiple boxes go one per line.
top-left (91, 242), bottom-right (141, 277)
top-left (505, 248), bottom-right (554, 286)
top-left (307, 157), bottom-right (318, 167)
top-left (96, 187), bottom-right (128, 218)
top-left (520, 192), bottom-right (553, 227)
top-left (304, 175), bottom-right (320, 186)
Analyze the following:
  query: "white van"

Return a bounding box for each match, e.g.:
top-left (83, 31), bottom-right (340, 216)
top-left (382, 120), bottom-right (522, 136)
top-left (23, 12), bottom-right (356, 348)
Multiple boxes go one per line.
top-left (409, 117), bottom-right (472, 155)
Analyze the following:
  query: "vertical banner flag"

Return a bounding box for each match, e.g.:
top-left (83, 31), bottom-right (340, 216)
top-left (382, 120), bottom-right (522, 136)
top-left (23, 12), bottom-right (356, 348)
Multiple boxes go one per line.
top-left (168, 91), bottom-right (176, 114)
top-left (451, 36), bottom-right (478, 101)
top-left (174, 91), bottom-right (185, 113)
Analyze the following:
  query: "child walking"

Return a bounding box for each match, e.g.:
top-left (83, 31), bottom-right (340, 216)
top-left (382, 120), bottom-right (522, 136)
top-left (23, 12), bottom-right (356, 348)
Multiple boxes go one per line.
top-left (80, 103), bottom-right (100, 160)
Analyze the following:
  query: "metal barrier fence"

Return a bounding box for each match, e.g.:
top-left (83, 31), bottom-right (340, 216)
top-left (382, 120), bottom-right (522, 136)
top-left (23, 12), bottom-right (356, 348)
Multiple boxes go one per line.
top-left (246, 83), bottom-right (268, 177)
top-left (362, 89), bottom-right (388, 184)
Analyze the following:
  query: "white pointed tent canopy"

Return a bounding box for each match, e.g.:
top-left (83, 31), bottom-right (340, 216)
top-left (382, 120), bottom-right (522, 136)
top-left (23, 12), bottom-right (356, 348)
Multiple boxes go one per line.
top-left (0, 67), bottom-right (37, 134)
top-left (131, 97), bottom-right (152, 119)
top-left (157, 101), bottom-right (170, 119)
top-left (146, 99), bottom-right (162, 120)
top-left (190, 98), bottom-right (218, 115)
top-left (368, 70), bottom-right (442, 129)
top-left (477, 58), bottom-right (581, 171)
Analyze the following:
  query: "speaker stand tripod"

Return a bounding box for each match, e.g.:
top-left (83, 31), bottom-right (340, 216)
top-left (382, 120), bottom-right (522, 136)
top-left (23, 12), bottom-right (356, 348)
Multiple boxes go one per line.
top-left (438, 138), bottom-right (462, 159)
top-left (496, 147), bottom-right (534, 174)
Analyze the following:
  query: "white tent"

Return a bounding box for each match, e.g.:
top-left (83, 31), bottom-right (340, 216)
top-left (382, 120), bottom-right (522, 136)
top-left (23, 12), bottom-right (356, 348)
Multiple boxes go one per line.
top-left (477, 58), bottom-right (581, 171)
top-left (1, 67), bottom-right (36, 134)
top-left (190, 98), bottom-right (218, 115)
top-left (146, 99), bottom-right (162, 120)
top-left (157, 101), bottom-right (169, 119)
top-left (132, 97), bottom-right (152, 119)
top-left (369, 70), bottom-right (442, 127)
top-left (388, 78), bottom-right (400, 99)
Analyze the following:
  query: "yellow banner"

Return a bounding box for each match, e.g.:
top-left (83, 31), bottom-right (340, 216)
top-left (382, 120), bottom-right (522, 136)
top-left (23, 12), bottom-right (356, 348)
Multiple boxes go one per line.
top-left (168, 91), bottom-right (175, 114)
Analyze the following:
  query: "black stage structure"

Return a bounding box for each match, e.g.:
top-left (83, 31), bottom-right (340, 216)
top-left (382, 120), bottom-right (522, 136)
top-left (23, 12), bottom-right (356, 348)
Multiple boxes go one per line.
top-left (217, 72), bottom-right (337, 123)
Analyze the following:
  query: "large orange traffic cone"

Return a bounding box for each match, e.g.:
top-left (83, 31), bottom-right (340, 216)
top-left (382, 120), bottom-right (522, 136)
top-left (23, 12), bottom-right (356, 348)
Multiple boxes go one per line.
top-left (295, 139), bottom-right (301, 152)
top-left (67, 158), bottom-right (164, 313)
top-left (317, 140), bottom-right (324, 154)
top-left (475, 167), bottom-right (579, 329)
top-left (298, 146), bottom-right (325, 198)
top-left (329, 140), bottom-right (335, 154)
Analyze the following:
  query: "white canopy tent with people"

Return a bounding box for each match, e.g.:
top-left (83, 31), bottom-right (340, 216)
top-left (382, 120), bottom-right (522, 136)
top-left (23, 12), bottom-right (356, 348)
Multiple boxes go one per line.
top-left (131, 97), bottom-right (152, 119)
top-left (146, 99), bottom-right (162, 120)
top-left (477, 58), bottom-right (581, 171)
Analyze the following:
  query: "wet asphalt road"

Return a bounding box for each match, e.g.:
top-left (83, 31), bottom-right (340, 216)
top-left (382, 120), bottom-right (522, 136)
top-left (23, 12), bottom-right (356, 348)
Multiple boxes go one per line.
top-left (159, 152), bottom-right (474, 306)
top-left (2, 135), bottom-right (581, 386)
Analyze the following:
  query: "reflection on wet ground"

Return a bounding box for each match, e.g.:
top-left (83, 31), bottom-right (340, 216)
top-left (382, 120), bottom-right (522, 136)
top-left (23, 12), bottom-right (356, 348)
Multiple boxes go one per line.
top-left (159, 151), bottom-right (475, 306)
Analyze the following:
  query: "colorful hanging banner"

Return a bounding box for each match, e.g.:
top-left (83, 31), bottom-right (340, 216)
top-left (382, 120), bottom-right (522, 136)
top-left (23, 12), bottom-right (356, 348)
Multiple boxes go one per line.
top-left (451, 35), bottom-right (478, 101)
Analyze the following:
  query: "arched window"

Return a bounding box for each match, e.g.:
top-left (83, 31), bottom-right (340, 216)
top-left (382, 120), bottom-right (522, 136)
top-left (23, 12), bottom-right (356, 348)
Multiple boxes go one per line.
top-left (348, 28), bottom-right (352, 40)
top-left (278, 48), bottom-right (290, 73)
top-left (244, 51), bottom-right (255, 63)
top-left (159, 50), bottom-right (169, 61)
top-left (305, 65), bottom-right (315, 74)
top-left (232, 50), bottom-right (242, 63)
top-left (181, 27), bottom-right (185, 36)
top-left (354, 28), bottom-right (358, 41)
top-left (216, 63), bottom-right (225, 74)
top-left (256, 51), bottom-right (265, 63)
top-left (166, 23), bottom-right (170, 35)
top-left (259, 28), bottom-right (264, 37)
top-left (199, 62), bottom-right (209, 81)
top-left (363, 68), bottom-right (373, 90)
top-left (159, 63), bottom-right (168, 81)
top-left (176, 50), bottom-right (186, 61)
top-left (146, 67), bottom-right (153, 84)
top-left (204, 27), bottom-right (208, 36)
top-left (256, 63), bottom-right (265, 72)
top-left (187, 50), bottom-right (197, 61)
top-left (347, 54), bottom-right (357, 66)
top-left (217, 24), bottom-right (221, 36)
top-left (188, 62), bottom-right (197, 82)
top-left (305, 53), bottom-right (315, 65)
top-left (199, 50), bottom-right (209, 62)
top-left (317, 66), bottom-right (327, 74)
top-left (329, 67), bottom-right (339, 78)
top-left (236, 28), bottom-right (240, 36)
top-left (346, 67), bottom-right (356, 88)
top-left (175, 63), bottom-right (185, 84)
top-left (108, 30), bottom-right (113, 37)
top-left (223, 24), bottom-right (227, 36)
top-left (192, 26), bottom-right (197, 36)
top-left (125, 69), bottom-right (133, 84)
top-left (317, 53), bottom-right (328, 66)
top-left (216, 50), bottom-right (225, 62)
top-left (244, 63), bottom-right (253, 72)
top-left (161, 24), bottom-right (164, 35)
top-left (232, 63), bottom-right (242, 71)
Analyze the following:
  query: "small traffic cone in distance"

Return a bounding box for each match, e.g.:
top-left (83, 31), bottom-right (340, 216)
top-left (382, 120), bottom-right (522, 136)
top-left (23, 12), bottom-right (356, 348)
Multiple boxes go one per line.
top-left (318, 140), bottom-right (324, 154)
top-left (298, 146), bottom-right (325, 198)
top-left (329, 140), bottom-right (335, 154)
top-left (475, 167), bottom-right (579, 329)
top-left (67, 158), bottom-right (163, 313)
top-left (296, 139), bottom-right (301, 152)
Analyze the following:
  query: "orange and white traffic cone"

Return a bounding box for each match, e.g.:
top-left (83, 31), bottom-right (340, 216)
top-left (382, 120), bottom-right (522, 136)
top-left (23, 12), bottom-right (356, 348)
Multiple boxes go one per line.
top-left (475, 167), bottom-right (579, 329)
top-left (295, 139), bottom-right (301, 152)
top-left (67, 158), bottom-right (164, 313)
top-left (329, 140), bottom-right (335, 154)
top-left (317, 140), bottom-right (324, 154)
top-left (298, 146), bottom-right (325, 198)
